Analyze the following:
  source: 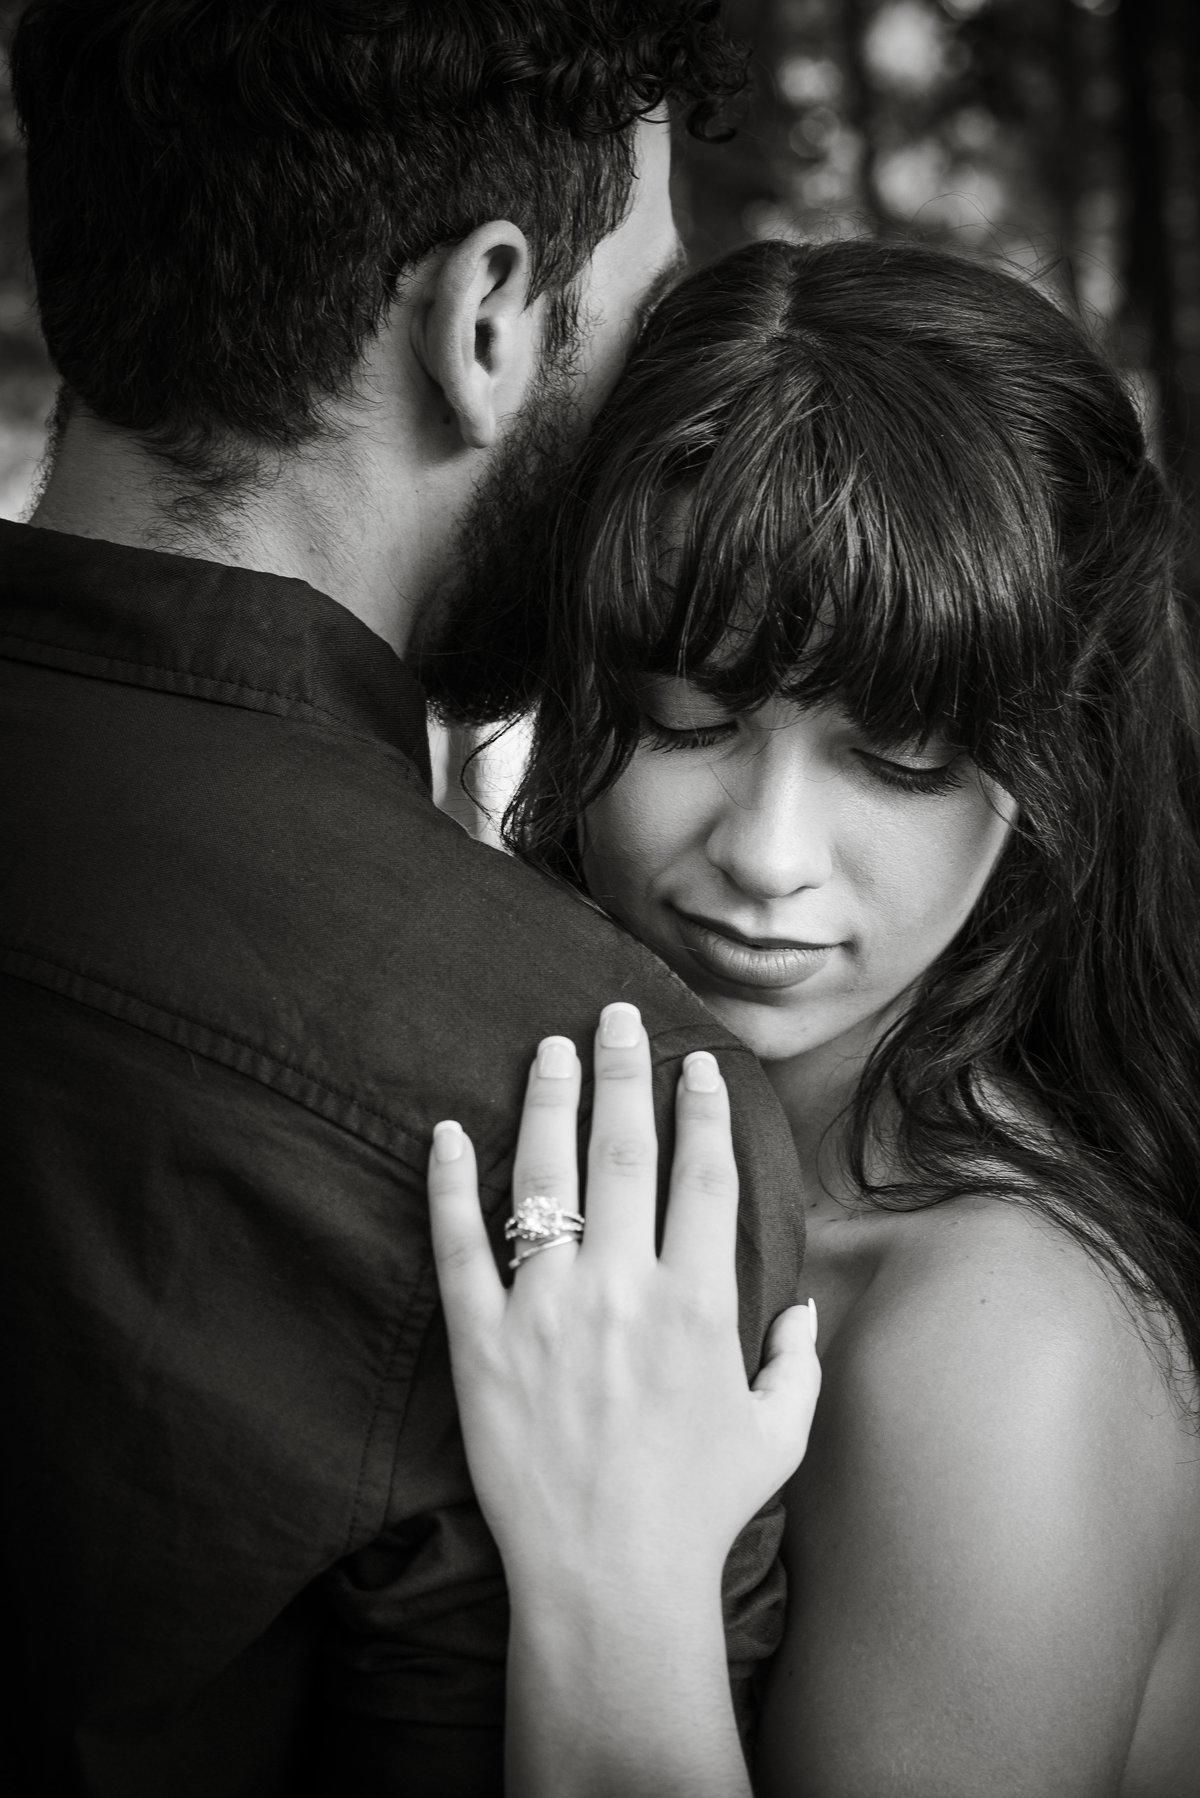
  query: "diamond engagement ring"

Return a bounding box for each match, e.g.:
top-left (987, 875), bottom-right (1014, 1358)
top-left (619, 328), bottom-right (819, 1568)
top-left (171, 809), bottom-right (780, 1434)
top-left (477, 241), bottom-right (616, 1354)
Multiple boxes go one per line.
top-left (505, 1195), bottom-right (584, 1269)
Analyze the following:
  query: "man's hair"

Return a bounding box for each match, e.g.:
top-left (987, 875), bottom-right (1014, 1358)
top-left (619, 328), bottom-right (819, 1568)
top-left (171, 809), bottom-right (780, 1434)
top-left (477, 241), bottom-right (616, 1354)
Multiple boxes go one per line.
top-left (8, 0), bottom-right (743, 486)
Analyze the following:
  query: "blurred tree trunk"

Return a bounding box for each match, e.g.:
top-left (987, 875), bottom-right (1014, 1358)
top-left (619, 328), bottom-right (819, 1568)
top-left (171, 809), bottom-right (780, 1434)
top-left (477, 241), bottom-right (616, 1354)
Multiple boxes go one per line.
top-left (1048, 0), bottom-right (1083, 310)
top-left (837, 0), bottom-right (887, 233)
top-left (1116, 0), bottom-right (1198, 596)
top-left (1117, 0), bottom-right (1178, 433)
top-left (1167, 0), bottom-right (1200, 593)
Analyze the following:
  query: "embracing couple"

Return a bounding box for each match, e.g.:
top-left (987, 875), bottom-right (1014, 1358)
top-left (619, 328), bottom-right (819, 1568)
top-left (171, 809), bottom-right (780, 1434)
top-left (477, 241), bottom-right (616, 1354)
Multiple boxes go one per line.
top-left (2, 3), bottom-right (1199, 1795)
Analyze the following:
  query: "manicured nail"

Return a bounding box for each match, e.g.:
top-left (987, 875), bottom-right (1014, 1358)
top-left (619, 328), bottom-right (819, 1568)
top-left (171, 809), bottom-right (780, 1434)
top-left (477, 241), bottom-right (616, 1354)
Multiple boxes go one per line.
top-left (599, 1002), bottom-right (641, 1048)
top-left (536, 1036), bottom-right (576, 1079)
top-left (682, 1051), bottom-right (720, 1093)
top-left (807, 1297), bottom-right (819, 1345)
top-left (433, 1120), bottom-right (464, 1163)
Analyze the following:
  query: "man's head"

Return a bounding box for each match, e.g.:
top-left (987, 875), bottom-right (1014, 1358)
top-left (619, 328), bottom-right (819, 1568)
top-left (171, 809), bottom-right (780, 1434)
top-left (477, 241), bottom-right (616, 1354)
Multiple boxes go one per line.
top-left (10, 0), bottom-right (740, 494)
top-left (412, 110), bottom-right (690, 719)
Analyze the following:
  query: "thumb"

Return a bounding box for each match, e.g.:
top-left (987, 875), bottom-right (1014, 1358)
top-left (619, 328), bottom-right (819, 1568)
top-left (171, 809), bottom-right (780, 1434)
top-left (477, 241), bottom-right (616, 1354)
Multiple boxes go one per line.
top-left (751, 1300), bottom-right (822, 1474)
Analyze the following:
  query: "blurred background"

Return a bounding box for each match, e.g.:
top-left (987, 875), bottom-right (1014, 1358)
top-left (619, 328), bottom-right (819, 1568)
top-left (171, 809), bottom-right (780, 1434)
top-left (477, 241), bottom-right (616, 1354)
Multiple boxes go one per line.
top-left (3, 0), bottom-right (1197, 532)
top-left (679, 0), bottom-right (1199, 595)
top-left (2, 0), bottom-right (1197, 818)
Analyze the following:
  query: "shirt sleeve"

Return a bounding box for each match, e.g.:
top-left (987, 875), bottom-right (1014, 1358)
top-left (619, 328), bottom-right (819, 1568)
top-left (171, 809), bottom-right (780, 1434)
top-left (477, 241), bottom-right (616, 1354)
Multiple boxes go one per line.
top-left (0, 975), bottom-right (499, 1793)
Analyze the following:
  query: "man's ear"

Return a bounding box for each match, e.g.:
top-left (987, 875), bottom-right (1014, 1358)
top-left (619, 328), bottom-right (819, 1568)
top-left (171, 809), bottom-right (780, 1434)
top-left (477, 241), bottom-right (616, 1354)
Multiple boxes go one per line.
top-left (412, 222), bottom-right (537, 450)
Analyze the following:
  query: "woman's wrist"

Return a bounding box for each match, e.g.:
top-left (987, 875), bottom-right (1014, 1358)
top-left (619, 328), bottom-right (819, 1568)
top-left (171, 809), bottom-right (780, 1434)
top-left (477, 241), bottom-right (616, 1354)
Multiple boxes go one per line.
top-left (506, 1547), bottom-right (725, 1661)
top-left (506, 1578), bottom-right (750, 1798)
top-left (500, 1532), bottom-right (727, 1631)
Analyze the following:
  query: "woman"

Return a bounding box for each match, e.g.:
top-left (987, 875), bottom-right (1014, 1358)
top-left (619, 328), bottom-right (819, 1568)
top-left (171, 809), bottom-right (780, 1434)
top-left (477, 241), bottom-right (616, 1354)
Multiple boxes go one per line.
top-left (427, 241), bottom-right (1200, 1795)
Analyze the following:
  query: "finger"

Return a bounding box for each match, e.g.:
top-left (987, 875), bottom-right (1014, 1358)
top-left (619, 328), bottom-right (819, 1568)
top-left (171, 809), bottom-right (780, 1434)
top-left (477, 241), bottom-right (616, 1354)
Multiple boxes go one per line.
top-left (751, 1301), bottom-right (823, 1480)
top-left (428, 1121), bottom-right (505, 1336)
top-left (582, 1001), bottom-right (658, 1259)
top-left (509, 1036), bottom-right (584, 1282)
top-left (659, 1052), bottom-right (739, 1290)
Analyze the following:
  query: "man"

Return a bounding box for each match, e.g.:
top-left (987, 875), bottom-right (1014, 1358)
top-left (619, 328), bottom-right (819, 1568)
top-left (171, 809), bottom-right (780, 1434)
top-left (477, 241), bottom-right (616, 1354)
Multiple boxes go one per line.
top-left (0, 4), bottom-right (804, 1793)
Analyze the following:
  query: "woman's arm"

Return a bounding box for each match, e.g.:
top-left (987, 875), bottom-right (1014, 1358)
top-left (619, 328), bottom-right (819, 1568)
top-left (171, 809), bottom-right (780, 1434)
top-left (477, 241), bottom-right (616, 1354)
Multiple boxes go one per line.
top-left (757, 1204), bottom-right (1181, 1798)
top-left (426, 1002), bottom-right (820, 1798)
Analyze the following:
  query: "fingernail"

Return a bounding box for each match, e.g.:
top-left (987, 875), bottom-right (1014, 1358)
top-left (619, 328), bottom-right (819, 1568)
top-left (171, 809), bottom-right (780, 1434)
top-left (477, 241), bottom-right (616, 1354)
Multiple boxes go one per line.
top-left (682, 1051), bottom-right (720, 1093)
top-left (599, 1002), bottom-right (640, 1048)
top-left (536, 1036), bottom-right (576, 1079)
top-left (433, 1120), bottom-right (464, 1163)
top-left (807, 1297), bottom-right (819, 1345)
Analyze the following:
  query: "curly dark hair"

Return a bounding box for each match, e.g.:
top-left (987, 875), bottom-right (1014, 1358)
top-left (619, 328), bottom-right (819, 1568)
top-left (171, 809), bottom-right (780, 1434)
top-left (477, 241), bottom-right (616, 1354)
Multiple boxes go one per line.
top-left (505, 238), bottom-right (1200, 1392)
top-left (8, 0), bottom-right (744, 486)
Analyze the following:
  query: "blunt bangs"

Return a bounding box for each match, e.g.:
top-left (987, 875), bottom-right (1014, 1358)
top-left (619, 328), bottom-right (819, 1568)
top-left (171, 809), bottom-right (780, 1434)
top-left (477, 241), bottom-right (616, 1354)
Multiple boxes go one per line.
top-left (573, 303), bottom-right (1066, 781)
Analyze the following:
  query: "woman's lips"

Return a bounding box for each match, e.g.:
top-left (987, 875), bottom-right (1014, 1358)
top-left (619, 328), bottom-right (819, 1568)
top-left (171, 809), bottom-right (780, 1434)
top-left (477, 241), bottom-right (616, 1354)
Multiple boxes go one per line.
top-left (673, 910), bottom-right (839, 991)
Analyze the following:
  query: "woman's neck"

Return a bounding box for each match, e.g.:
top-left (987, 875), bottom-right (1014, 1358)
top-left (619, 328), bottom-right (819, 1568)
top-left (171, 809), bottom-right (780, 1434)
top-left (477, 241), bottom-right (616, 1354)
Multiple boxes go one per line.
top-left (762, 1049), bottom-right (861, 1218)
top-left (761, 1017), bottom-right (903, 1220)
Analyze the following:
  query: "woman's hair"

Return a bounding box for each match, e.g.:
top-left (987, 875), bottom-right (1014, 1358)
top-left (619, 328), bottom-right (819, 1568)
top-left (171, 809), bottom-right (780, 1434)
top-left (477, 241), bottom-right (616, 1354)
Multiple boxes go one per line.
top-left (505, 237), bottom-right (1200, 1385)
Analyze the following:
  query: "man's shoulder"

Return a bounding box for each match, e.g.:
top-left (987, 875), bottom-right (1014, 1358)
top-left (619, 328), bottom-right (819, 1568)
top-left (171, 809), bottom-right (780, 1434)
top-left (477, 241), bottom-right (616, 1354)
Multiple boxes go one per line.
top-left (0, 646), bottom-right (765, 1168)
top-left (225, 732), bottom-right (739, 1072)
top-left (402, 799), bottom-right (701, 1028)
top-left (311, 787), bottom-right (775, 1166)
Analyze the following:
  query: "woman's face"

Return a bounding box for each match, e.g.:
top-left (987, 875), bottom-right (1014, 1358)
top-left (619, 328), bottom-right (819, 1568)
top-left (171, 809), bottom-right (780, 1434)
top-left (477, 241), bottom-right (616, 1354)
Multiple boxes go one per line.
top-left (582, 680), bottom-right (1016, 1078)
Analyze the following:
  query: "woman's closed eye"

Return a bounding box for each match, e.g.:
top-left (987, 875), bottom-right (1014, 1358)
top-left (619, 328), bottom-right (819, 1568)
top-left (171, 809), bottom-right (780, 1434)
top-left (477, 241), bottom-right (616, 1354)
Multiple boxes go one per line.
top-left (853, 747), bottom-right (965, 797)
top-left (636, 680), bottom-right (968, 796)
top-left (641, 712), bottom-right (965, 796)
top-left (640, 713), bottom-right (737, 753)
top-left (637, 678), bottom-right (737, 753)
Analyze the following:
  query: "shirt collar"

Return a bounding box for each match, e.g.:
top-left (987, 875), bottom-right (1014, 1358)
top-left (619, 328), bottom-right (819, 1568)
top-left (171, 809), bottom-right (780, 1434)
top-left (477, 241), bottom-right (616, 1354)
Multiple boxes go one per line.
top-left (0, 520), bottom-right (432, 783)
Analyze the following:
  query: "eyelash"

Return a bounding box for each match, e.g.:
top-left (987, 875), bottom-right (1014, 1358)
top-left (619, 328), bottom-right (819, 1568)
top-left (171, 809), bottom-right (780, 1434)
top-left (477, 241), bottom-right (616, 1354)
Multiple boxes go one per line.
top-left (640, 720), bottom-right (733, 754)
top-left (640, 719), bottom-right (965, 796)
top-left (859, 755), bottom-right (964, 797)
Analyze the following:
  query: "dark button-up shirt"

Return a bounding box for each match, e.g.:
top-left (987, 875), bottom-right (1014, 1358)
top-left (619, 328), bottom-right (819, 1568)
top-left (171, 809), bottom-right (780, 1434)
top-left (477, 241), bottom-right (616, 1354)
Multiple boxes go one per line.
top-left (0, 520), bottom-right (805, 1796)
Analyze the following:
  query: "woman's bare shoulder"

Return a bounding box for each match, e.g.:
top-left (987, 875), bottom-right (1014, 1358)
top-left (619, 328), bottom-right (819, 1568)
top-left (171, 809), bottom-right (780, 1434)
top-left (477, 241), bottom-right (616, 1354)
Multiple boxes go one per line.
top-left (817, 1193), bottom-right (1197, 1531)
top-left (758, 1196), bottom-right (1200, 1797)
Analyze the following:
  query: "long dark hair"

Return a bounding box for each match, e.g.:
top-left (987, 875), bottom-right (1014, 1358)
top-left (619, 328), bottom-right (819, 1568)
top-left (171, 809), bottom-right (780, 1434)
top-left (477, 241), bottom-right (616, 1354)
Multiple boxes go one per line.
top-left (506, 238), bottom-right (1200, 1386)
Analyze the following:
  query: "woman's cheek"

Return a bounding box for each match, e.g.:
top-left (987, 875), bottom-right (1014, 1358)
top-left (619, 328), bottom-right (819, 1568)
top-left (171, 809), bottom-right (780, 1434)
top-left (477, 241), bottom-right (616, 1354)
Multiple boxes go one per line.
top-left (880, 789), bottom-right (1015, 949)
top-left (581, 772), bottom-right (669, 910)
top-left (595, 755), bottom-right (694, 869)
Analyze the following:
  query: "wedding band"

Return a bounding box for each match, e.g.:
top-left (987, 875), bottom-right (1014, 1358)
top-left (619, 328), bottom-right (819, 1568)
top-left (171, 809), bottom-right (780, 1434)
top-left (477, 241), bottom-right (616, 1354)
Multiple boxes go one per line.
top-left (504, 1194), bottom-right (585, 1246)
top-left (509, 1232), bottom-right (580, 1271)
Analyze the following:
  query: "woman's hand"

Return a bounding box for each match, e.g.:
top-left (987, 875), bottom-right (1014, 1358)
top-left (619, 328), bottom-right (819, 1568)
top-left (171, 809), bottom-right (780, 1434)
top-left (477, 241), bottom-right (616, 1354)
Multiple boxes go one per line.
top-left (426, 999), bottom-right (820, 1604)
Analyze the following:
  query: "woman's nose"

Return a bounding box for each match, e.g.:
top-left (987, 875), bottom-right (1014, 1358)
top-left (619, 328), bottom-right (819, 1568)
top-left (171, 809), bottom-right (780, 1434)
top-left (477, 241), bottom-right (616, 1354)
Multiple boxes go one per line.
top-left (703, 746), bottom-right (835, 900)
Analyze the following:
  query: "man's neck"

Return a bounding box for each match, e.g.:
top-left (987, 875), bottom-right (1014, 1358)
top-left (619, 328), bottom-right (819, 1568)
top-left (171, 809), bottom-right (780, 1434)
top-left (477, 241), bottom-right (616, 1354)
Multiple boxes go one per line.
top-left (30, 410), bottom-right (435, 660)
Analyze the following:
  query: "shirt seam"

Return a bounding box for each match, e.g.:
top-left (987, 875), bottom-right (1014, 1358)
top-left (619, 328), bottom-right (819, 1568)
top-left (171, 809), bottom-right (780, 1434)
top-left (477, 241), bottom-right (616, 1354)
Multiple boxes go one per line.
top-left (2, 936), bottom-right (744, 1100)
top-left (0, 629), bottom-right (367, 722)
top-left (347, 1236), bottom-right (438, 1552)
top-left (1, 945), bottom-right (510, 1550)
top-left (0, 631), bottom-right (430, 781)
top-left (1, 942), bottom-right (459, 1171)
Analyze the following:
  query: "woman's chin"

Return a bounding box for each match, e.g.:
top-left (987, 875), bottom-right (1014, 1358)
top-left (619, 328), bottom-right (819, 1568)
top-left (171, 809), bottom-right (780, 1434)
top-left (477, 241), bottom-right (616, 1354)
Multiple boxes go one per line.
top-left (687, 987), bottom-right (834, 1066)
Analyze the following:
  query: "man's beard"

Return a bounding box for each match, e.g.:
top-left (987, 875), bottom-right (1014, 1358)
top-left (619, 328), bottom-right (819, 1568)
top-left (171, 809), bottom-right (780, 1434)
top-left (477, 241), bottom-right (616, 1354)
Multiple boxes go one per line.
top-left (414, 297), bottom-right (587, 725)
